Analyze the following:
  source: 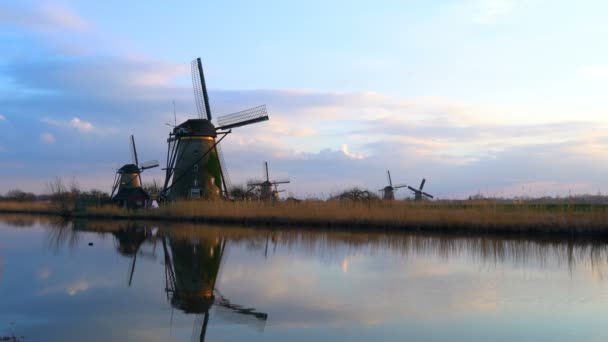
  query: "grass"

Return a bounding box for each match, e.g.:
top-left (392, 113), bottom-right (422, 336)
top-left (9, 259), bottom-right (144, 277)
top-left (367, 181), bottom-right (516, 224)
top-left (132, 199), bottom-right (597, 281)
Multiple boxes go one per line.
top-left (1, 199), bottom-right (608, 236)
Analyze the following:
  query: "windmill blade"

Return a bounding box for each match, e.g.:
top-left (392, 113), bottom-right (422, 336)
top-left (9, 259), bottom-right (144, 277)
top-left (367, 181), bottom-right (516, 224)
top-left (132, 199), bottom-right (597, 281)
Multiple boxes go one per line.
top-left (217, 105), bottom-right (269, 130)
top-left (419, 179), bottom-right (426, 191)
top-left (407, 186), bottom-right (419, 193)
top-left (393, 184), bottom-right (408, 189)
top-left (422, 192), bottom-right (434, 199)
top-left (387, 170), bottom-right (392, 187)
top-left (271, 179), bottom-right (290, 185)
top-left (214, 290), bottom-right (268, 325)
top-left (140, 160), bottom-right (160, 170)
top-left (264, 162), bottom-right (269, 182)
top-left (191, 58), bottom-right (212, 120)
top-left (247, 181), bottom-right (265, 187)
top-left (130, 135), bottom-right (139, 166)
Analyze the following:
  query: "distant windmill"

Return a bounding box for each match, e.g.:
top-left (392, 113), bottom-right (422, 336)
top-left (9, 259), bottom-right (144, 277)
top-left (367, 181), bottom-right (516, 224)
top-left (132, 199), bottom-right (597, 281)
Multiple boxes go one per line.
top-left (379, 170), bottom-right (407, 200)
top-left (247, 162), bottom-right (290, 201)
top-left (161, 58), bottom-right (269, 201)
top-left (408, 178), bottom-right (434, 201)
top-left (111, 135), bottom-right (159, 208)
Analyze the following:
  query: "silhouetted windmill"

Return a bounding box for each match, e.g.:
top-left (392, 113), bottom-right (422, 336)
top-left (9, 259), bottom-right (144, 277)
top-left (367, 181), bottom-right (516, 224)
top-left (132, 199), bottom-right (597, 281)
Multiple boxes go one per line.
top-left (408, 178), bottom-right (434, 201)
top-left (161, 58), bottom-right (269, 201)
top-left (247, 162), bottom-right (290, 201)
top-left (379, 170), bottom-right (407, 200)
top-left (111, 135), bottom-right (159, 208)
top-left (162, 235), bottom-right (267, 342)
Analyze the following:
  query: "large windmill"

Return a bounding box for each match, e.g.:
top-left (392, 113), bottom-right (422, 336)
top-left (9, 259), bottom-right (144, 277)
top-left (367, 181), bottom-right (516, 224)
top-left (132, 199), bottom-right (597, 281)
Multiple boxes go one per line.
top-left (379, 170), bottom-right (407, 200)
top-left (162, 234), bottom-right (268, 342)
top-left (111, 135), bottom-right (159, 208)
top-left (247, 162), bottom-right (290, 201)
top-left (161, 58), bottom-right (269, 201)
top-left (408, 178), bottom-right (434, 201)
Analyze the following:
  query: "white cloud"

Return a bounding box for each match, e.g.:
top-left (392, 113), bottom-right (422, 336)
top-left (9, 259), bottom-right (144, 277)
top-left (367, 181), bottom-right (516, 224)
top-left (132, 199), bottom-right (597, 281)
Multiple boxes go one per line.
top-left (70, 117), bottom-right (94, 133)
top-left (66, 280), bottom-right (89, 296)
top-left (340, 144), bottom-right (365, 160)
top-left (40, 132), bottom-right (56, 144)
top-left (42, 117), bottom-right (95, 133)
top-left (0, 114), bottom-right (5, 121)
top-left (0, 4), bottom-right (89, 32)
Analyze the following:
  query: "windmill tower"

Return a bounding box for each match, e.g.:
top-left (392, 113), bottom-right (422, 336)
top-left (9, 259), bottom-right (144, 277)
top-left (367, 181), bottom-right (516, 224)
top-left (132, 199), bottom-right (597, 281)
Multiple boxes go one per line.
top-left (408, 178), bottom-right (434, 201)
top-left (247, 162), bottom-right (290, 201)
top-left (163, 234), bottom-right (268, 342)
top-left (379, 170), bottom-right (407, 200)
top-left (111, 135), bottom-right (159, 208)
top-left (161, 58), bottom-right (269, 201)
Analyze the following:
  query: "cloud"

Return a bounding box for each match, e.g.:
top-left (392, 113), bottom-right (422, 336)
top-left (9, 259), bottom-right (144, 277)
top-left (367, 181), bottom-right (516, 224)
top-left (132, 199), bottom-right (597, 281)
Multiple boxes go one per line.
top-left (40, 132), bottom-right (56, 144)
top-left (41, 117), bottom-right (95, 133)
top-left (340, 144), bottom-right (365, 160)
top-left (2, 50), bottom-right (608, 198)
top-left (66, 280), bottom-right (89, 296)
top-left (0, 4), bottom-right (90, 32)
top-left (0, 114), bottom-right (5, 121)
top-left (70, 117), bottom-right (94, 133)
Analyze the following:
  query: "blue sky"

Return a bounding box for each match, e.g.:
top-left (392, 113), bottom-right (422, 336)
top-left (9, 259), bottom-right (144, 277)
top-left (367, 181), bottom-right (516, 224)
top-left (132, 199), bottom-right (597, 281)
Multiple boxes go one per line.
top-left (1, 0), bottom-right (608, 198)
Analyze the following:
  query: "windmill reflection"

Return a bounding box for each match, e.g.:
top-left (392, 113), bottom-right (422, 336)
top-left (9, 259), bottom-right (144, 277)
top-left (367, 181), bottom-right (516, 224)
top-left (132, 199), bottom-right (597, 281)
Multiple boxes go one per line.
top-left (162, 234), bottom-right (268, 342)
top-left (112, 224), bottom-right (158, 286)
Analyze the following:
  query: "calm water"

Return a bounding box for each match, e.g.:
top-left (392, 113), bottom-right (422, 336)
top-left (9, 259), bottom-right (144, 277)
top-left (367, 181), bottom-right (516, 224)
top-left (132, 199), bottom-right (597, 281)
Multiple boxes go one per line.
top-left (1, 216), bottom-right (608, 341)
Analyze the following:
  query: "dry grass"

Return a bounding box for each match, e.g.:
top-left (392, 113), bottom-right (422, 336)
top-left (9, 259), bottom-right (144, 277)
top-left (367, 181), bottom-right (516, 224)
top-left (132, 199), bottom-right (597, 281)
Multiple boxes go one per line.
top-left (87, 200), bottom-right (608, 233)
top-left (0, 201), bottom-right (52, 212)
top-left (2, 200), bottom-right (608, 234)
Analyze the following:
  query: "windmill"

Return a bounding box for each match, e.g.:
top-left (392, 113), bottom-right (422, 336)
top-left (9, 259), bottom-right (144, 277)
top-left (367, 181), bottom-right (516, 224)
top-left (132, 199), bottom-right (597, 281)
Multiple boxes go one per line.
top-left (162, 234), bottom-right (268, 342)
top-left (110, 135), bottom-right (159, 208)
top-left (161, 58), bottom-right (269, 201)
top-left (408, 178), bottom-right (434, 201)
top-left (247, 162), bottom-right (290, 201)
top-left (379, 170), bottom-right (407, 200)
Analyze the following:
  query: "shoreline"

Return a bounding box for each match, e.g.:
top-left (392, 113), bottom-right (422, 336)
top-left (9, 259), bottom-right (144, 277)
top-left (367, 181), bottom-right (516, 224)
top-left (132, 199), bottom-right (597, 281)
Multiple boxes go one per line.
top-left (1, 202), bottom-right (608, 239)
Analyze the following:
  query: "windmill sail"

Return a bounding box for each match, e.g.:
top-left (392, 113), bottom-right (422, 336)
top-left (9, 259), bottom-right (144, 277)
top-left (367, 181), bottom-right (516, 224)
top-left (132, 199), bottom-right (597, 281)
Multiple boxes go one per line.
top-left (215, 141), bottom-right (233, 196)
top-left (217, 105), bottom-right (269, 130)
top-left (130, 135), bottom-right (139, 166)
top-left (191, 58), bottom-right (212, 121)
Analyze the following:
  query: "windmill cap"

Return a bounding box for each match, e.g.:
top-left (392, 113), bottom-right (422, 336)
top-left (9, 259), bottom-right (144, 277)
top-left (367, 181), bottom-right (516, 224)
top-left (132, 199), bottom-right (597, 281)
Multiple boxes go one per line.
top-left (175, 119), bottom-right (217, 137)
top-left (118, 164), bottom-right (140, 173)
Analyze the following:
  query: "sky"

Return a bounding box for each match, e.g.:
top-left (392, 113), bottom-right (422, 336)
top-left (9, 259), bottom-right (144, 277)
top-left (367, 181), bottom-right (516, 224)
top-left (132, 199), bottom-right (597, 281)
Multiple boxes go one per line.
top-left (1, 0), bottom-right (608, 199)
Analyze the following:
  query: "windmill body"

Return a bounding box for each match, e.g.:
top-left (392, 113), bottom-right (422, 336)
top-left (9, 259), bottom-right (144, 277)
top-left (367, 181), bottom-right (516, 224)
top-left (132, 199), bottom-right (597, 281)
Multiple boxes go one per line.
top-left (165, 119), bottom-right (222, 200)
top-left (111, 135), bottom-right (159, 208)
top-left (162, 58), bottom-right (269, 201)
top-left (379, 170), bottom-right (407, 201)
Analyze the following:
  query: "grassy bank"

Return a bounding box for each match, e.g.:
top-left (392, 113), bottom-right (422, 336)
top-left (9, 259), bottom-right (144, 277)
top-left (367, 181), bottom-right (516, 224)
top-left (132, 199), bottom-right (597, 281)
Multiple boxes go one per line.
top-left (1, 200), bottom-right (608, 237)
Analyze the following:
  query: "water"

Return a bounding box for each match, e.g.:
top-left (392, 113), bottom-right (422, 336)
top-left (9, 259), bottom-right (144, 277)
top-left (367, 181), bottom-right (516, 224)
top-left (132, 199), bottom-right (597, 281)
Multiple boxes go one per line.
top-left (1, 215), bottom-right (608, 341)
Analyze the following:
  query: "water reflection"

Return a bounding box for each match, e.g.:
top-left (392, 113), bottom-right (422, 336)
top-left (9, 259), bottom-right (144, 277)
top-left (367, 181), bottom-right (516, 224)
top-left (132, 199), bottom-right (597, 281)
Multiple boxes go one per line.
top-left (163, 233), bottom-right (267, 341)
top-left (3, 215), bottom-right (608, 341)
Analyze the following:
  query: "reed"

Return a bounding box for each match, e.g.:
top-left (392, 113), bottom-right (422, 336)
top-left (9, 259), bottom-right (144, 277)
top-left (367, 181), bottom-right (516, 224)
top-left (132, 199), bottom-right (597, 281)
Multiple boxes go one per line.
top-left (2, 200), bottom-right (608, 235)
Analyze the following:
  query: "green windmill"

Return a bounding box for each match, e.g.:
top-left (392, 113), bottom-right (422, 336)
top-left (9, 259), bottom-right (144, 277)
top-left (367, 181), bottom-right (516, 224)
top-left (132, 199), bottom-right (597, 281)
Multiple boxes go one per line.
top-left (161, 58), bottom-right (269, 201)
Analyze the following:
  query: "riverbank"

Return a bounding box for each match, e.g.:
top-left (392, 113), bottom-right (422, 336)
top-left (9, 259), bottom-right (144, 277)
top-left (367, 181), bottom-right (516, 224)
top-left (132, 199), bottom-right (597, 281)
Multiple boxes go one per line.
top-left (2, 200), bottom-right (608, 237)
